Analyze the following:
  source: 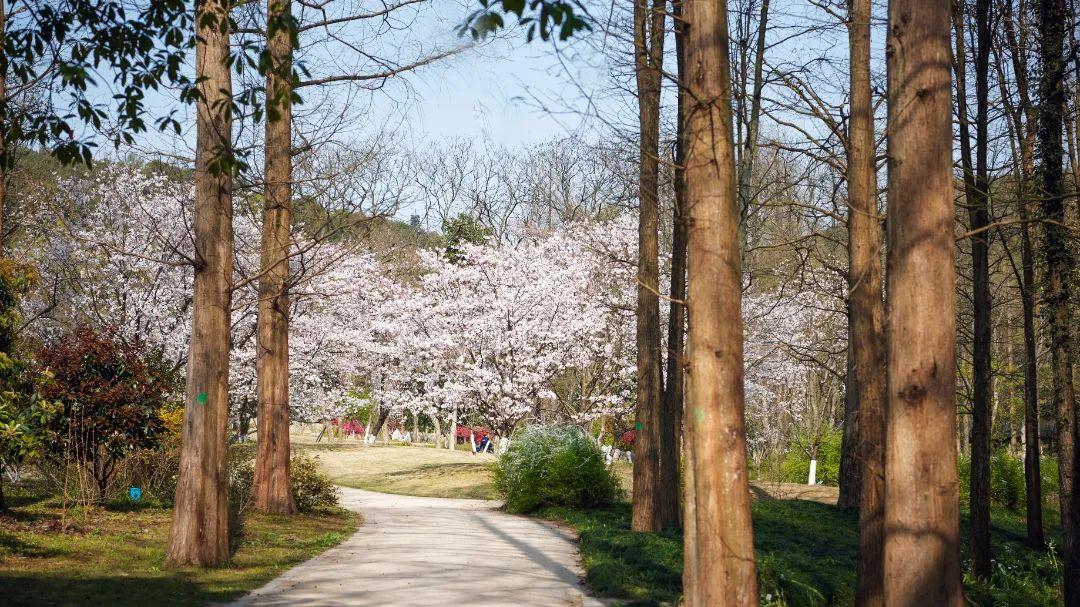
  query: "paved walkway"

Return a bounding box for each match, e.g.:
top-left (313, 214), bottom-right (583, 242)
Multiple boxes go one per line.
top-left (226, 487), bottom-right (602, 607)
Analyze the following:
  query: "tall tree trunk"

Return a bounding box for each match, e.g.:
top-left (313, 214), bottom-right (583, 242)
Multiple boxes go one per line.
top-left (953, 0), bottom-right (993, 579)
top-left (998, 0), bottom-right (1043, 547)
top-left (252, 0), bottom-right (296, 516)
top-left (681, 0), bottom-right (758, 603)
top-left (883, 0), bottom-right (964, 602)
top-left (631, 0), bottom-right (665, 533)
top-left (1036, 0), bottom-right (1080, 600)
top-left (846, 2), bottom-right (887, 603)
top-left (166, 0), bottom-right (234, 567)
top-left (659, 0), bottom-right (688, 531)
top-left (0, 0), bottom-right (8, 253)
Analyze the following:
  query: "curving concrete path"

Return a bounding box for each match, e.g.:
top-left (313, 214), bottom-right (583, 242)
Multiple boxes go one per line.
top-left (226, 487), bottom-right (604, 607)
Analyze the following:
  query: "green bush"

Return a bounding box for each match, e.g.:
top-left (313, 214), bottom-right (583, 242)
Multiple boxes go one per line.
top-left (764, 430), bottom-right (843, 486)
top-left (493, 425), bottom-right (621, 514)
top-left (229, 449), bottom-right (339, 513)
top-left (957, 449), bottom-right (1053, 512)
top-left (290, 455), bottom-right (339, 513)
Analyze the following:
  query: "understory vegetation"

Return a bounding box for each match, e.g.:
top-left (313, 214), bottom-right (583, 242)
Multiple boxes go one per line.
top-left (0, 481), bottom-right (358, 607)
top-left (541, 500), bottom-right (1063, 607)
top-left (493, 426), bottom-right (622, 513)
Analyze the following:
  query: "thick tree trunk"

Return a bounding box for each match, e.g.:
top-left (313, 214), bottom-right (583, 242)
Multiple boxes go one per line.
top-left (371, 406), bottom-right (391, 438)
top-left (630, 0), bottom-right (665, 533)
top-left (953, 0), bottom-right (993, 579)
top-left (252, 0), bottom-right (296, 516)
top-left (1036, 0), bottom-right (1080, 600)
top-left (659, 0), bottom-right (688, 531)
top-left (681, 0), bottom-right (758, 603)
top-left (166, 0), bottom-right (234, 567)
top-left (882, 0), bottom-right (964, 603)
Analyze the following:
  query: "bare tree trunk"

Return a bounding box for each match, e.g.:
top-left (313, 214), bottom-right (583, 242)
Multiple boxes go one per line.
top-left (252, 0), bottom-right (296, 516)
top-left (996, 0), bottom-right (1044, 553)
top-left (166, 0), bottom-right (234, 567)
top-left (735, 0), bottom-right (770, 228)
top-left (844, 1), bottom-right (888, 602)
top-left (448, 405), bottom-right (457, 451)
top-left (0, 1), bottom-right (6, 252)
top-left (631, 0), bottom-right (665, 533)
top-left (1036, 0), bottom-right (1080, 600)
top-left (659, 0), bottom-right (688, 531)
top-left (882, 0), bottom-right (964, 602)
top-left (953, 0), bottom-right (993, 579)
top-left (681, 0), bottom-right (758, 602)
top-left (838, 326), bottom-right (860, 509)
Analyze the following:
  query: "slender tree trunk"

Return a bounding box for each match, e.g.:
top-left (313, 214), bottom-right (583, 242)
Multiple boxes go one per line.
top-left (631, 0), bottom-right (665, 533)
top-left (448, 406), bottom-right (457, 451)
top-left (0, 0), bottom-right (8, 252)
top-left (998, 0), bottom-right (1043, 543)
top-left (735, 0), bottom-right (770, 229)
top-left (252, 0), bottom-right (296, 516)
top-left (953, 0), bottom-right (993, 579)
top-left (883, 0), bottom-right (964, 602)
top-left (659, 0), bottom-right (688, 531)
top-left (838, 323), bottom-right (860, 509)
top-left (1036, 0), bottom-right (1080, 600)
top-left (681, 0), bottom-right (758, 602)
top-left (845, 0), bottom-right (888, 602)
top-left (166, 0), bottom-right (234, 567)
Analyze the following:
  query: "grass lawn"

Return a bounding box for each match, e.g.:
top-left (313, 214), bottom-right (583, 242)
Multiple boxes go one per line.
top-left (538, 500), bottom-right (1064, 607)
top-left (300, 442), bottom-right (499, 500)
top-left (0, 483), bottom-right (359, 606)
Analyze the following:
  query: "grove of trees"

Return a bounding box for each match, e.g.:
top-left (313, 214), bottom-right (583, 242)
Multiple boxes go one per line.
top-left (0, 0), bottom-right (1077, 604)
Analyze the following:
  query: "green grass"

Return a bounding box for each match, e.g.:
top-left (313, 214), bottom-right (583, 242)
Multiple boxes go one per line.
top-left (301, 443), bottom-right (499, 500)
top-left (0, 482), bottom-right (359, 606)
top-left (539, 500), bottom-right (1064, 607)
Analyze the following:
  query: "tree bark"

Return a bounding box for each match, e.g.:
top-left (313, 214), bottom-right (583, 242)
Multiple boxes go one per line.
top-left (838, 324), bottom-right (860, 509)
top-left (681, 0), bottom-right (758, 603)
top-left (952, 0), bottom-right (993, 580)
top-left (659, 0), bottom-right (688, 531)
top-left (735, 0), bottom-right (770, 229)
top-left (166, 0), bottom-right (234, 567)
top-left (1036, 0), bottom-right (1080, 600)
top-left (883, 0), bottom-right (964, 602)
top-left (844, 0), bottom-right (888, 602)
top-left (997, 0), bottom-right (1043, 545)
top-left (252, 0), bottom-right (296, 516)
top-left (631, 0), bottom-right (665, 533)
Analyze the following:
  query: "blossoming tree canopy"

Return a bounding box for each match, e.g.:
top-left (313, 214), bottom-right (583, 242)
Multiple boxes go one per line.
top-left (24, 167), bottom-right (847, 451)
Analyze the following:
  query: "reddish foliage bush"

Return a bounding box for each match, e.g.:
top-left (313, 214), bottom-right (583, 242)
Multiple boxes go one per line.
top-left (617, 430), bottom-right (635, 448)
top-left (38, 326), bottom-right (178, 503)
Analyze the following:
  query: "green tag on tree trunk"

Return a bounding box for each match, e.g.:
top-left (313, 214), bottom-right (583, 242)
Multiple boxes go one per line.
top-left (197, 392), bottom-right (208, 404)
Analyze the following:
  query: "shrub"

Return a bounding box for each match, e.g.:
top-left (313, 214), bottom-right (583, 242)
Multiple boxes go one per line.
top-left (289, 455), bottom-right (339, 512)
top-left (229, 449), bottom-right (339, 513)
top-left (763, 430), bottom-right (843, 486)
top-left (493, 425), bottom-right (621, 514)
top-left (958, 449), bottom-right (1032, 512)
top-left (38, 327), bottom-right (180, 503)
